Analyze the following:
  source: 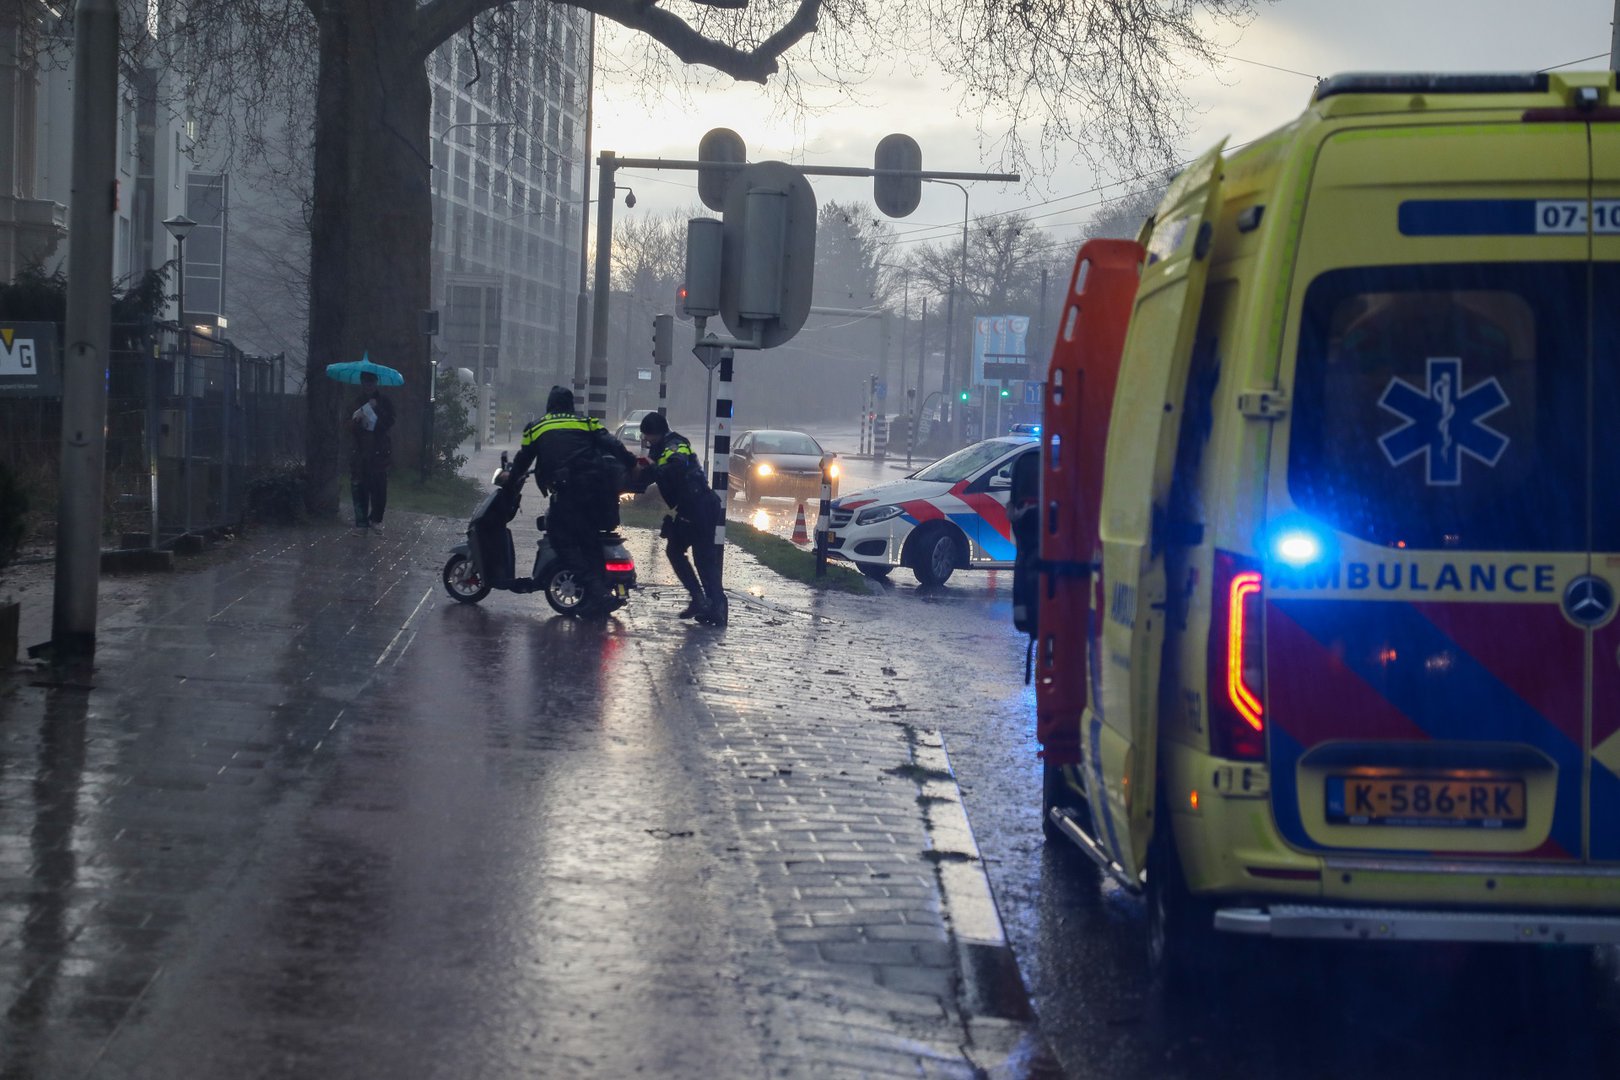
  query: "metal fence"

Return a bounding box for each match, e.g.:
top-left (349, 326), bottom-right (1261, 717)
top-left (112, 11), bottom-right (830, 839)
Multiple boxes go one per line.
top-left (1, 321), bottom-right (302, 548)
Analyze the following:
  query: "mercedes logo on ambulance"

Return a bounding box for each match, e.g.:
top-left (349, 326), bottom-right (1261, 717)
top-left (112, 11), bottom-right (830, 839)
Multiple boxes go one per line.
top-left (1563, 575), bottom-right (1615, 628)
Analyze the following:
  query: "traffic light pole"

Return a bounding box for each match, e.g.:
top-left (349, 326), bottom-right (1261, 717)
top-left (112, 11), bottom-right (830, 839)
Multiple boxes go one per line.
top-left (652, 312), bottom-right (673, 417)
top-left (586, 151), bottom-right (1015, 424)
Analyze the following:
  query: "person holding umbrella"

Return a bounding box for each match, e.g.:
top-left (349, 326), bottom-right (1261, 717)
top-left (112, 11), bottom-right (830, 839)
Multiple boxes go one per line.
top-left (326, 354), bottom-right (402, 530)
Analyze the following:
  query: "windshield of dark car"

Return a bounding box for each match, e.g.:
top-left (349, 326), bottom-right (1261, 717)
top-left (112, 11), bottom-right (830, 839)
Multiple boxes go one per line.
top-left (912, 441), bottom-right (1013, 483)
top-left (754, 433), bottom-right (820, 456)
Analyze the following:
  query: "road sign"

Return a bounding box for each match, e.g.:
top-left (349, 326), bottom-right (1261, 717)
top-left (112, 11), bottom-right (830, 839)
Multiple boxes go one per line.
top-left (971, 315), bottom-right (1030, 385)
top-left (0, 322), bottom-right (60, 397)
top-left (983, 362), bottom-right (1028, 382)
top-left (876, 380), bottom-right (887, 400)
top-left (1024, 381), bottom-right (1044, 405)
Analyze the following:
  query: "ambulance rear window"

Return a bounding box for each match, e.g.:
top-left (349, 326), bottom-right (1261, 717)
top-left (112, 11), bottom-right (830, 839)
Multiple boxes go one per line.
top-left (1288, 263), bottom-right (1586, 552)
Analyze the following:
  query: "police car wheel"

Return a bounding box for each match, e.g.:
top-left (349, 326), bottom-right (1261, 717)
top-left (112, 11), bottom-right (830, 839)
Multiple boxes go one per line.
top-left (910, 525), bottom-right (960, 586)
top-left (442, 554), bottom-right (490, 604)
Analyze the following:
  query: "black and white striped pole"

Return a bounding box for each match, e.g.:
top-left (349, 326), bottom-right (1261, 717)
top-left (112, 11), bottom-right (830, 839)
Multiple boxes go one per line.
top-left (710, 347), bottom-right (734, 574)
top-left (815, 455), bottom-right (832, 578)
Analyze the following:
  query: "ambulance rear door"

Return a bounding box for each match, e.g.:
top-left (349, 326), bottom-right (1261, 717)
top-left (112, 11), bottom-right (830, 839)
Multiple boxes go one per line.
top-left (1583, 111), bottom-right (1620, 863)
top-left (1091, 142), bottom-right (1225, 882)
top-left (1265, 118), bottom-right (1592, 865)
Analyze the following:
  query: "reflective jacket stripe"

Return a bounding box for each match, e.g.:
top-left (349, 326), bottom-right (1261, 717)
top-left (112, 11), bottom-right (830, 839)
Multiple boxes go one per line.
top-left (522, 414), bottom-right (602, 446)
top-left (657, 443), bottom-right (694, 466)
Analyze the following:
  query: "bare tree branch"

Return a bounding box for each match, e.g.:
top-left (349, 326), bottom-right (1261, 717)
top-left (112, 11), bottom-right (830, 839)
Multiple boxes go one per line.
top-left (576, 0), bottom-right (822, 84)
top-left (409, 0), bottom-right (512, 63)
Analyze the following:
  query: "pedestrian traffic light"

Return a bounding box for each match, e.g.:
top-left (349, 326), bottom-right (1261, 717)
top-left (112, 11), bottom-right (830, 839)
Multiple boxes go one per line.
top-left (653, 313), bottom-right (673, 367)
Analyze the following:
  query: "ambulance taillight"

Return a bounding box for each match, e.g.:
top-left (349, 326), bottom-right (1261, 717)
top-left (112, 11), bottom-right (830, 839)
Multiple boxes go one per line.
top-left (1209, 550), bottom-right (1265, 760)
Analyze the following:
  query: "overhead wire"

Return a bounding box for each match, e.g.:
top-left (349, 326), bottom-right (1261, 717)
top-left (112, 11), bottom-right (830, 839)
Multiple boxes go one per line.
top-left (878, 42), bottom-right (1610, 251)
top-left (606, 45), bottom-right (1610, 253)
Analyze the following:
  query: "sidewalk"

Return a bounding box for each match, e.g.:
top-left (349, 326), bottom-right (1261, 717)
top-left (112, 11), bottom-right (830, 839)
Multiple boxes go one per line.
top-left (0, 504), bottom-right (1052, 1077)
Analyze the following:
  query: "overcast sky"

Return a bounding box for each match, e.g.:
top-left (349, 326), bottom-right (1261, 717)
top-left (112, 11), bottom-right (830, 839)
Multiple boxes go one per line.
top-left (591, 0), bottom-right (1615, 251)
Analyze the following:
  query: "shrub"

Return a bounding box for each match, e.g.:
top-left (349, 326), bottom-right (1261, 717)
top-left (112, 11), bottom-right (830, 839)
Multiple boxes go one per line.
top-left (246, 460), bottom-right (309, 524)
top-left (431, 367), bottom-right (477, 478)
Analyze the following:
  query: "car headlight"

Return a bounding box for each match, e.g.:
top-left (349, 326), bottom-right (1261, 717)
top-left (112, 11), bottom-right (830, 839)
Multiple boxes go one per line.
top-left (855, 504), bottom-right (904, 525)
top-left (827, 462), bottom-right (840, 479)
top-left (755, 462), bottom-right (774, 477)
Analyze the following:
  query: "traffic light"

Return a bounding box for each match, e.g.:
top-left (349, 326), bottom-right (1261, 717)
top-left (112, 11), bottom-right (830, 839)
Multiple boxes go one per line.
top-left (999, 388), bottom-right (1010, 398)
top-left (652, 313), bottom-right (673, 367)
top-left (873, 134), bottom-right (922, 218)
top-left (675, 283), bottom-right (691, 321)
top-left (698, 128), bottom-right (746, 212)
top-left (959, 389), bottom-right (970, 402)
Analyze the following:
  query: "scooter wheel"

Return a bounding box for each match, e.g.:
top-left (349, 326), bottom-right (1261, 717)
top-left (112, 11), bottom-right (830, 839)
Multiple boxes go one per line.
top-left (442, 553), bottom-right (491, 603)
top-left (543, 565), bottom-right (586, 615)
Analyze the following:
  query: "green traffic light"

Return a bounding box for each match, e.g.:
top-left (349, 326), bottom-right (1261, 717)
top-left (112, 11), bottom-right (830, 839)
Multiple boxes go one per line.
top-left (999, 389), bottom-right (1009, 398)
top-left (959, 390), bottom-right (970, 401)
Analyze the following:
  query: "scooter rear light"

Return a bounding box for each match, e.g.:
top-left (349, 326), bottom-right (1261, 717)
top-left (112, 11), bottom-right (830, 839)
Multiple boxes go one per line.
top-left (605, 560), bottom-right (635, 573)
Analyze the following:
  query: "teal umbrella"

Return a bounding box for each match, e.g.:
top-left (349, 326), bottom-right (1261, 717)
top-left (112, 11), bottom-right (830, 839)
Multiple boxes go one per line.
top-left (325, 353), bottom-right (404, 386)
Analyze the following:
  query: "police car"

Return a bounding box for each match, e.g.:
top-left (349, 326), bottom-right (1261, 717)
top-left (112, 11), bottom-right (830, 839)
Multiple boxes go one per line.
top-left (825, 436), bottom-right (1036, 584)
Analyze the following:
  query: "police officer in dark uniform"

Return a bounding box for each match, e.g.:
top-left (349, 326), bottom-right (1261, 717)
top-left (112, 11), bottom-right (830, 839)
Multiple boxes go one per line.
top-left (635, 412), bottom-right (727, 627)
top-left (503, 386), bottom-right (636, 616)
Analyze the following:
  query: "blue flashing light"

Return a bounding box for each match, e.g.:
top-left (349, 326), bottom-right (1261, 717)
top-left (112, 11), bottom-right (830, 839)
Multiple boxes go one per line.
top-left (1274, 530), bottom-right (1323, 568)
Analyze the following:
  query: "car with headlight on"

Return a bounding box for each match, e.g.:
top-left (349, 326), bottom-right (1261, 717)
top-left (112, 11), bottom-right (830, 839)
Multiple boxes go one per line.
top-left (729, 429), bottom-right (839, 504)
top-left (613, 421), bottom-right (645, 454)
top-left (825, 435), bottom-right (1037, 584)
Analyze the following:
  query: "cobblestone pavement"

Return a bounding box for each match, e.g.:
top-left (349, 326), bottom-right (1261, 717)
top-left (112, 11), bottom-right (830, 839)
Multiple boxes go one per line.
top-left (0, 501), bottom-right (1054, 1079)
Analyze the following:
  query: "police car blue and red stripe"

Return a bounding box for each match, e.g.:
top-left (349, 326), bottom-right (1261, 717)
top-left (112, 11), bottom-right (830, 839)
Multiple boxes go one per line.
top-left (824, 436), bottom-right (1036, 585)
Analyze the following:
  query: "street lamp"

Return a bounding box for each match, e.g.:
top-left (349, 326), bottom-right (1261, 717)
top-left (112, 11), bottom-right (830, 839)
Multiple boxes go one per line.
top-left (875, 260), bottom-right (911, 451)
top-left (925, 180), bottom-right (969, 444)
top-left (163, 213), bottom-right (196, 536)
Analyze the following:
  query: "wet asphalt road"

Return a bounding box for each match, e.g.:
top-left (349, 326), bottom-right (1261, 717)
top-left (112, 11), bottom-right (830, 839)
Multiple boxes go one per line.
top-left (1, 436), bottom-right (1042, 1079)
top-left (4, 423), bottom-right (1619, 1077)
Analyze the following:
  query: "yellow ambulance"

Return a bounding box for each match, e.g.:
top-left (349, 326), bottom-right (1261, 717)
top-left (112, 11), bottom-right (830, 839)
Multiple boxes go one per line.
top-left (1032, 71), bottom-right (1620, 981)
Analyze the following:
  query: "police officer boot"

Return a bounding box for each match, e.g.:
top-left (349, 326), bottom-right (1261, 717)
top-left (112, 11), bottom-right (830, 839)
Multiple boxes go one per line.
top-left (669, 557), bottom-right (705, 618)
top-left (696, 594), bottom-right (728, 628)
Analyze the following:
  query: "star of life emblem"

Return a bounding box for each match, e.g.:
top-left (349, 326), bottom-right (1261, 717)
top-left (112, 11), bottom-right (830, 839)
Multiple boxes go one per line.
top-left (1377, 357), bottom-right (1510, 486)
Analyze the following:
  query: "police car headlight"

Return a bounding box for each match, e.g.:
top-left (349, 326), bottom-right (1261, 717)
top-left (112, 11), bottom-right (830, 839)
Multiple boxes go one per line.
top-left (755, 462), bottom-right (774, 477)
top-left (856, 504), bottom-right (904, 525)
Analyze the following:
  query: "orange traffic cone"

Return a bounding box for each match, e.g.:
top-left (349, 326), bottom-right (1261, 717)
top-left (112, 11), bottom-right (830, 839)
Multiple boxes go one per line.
top-left (791, 503), bottom-right (810, 544)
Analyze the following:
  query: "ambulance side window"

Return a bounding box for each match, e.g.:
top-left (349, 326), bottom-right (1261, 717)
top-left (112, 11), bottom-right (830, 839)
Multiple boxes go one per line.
top-left (1170, 284), bottom-right (1232, 532)
top-left (1288, 263), bottom-right (1586, 552)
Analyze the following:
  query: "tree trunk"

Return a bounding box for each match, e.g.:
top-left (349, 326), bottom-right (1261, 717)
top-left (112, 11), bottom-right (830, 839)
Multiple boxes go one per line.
top-left (305, 0), bottom-right (432, 516)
